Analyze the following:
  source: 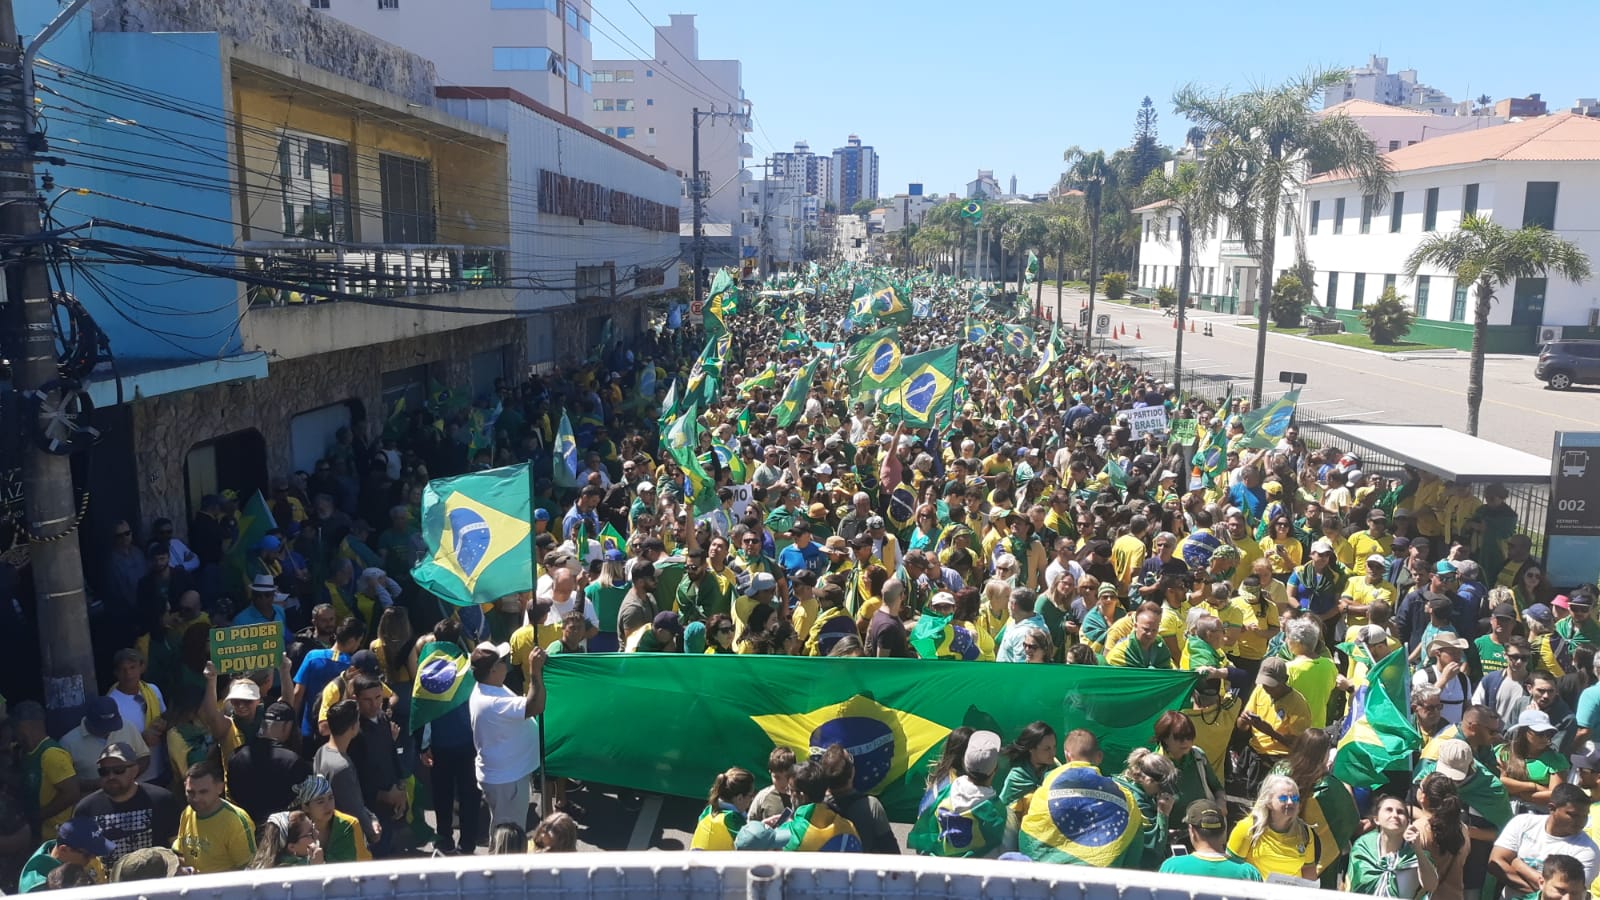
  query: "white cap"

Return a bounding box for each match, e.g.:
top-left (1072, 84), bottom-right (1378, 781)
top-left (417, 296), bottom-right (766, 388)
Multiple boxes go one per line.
top-left (225, 679), bottom-right (262, 702)
top-left (814, 463), bottom-right (833, 476)
top-left (637, 481), bottom-right (655, 492)
top-left (929, 591), bottom-right (956, 609)
top-left (1310, 539), bottom-right (1335, 555)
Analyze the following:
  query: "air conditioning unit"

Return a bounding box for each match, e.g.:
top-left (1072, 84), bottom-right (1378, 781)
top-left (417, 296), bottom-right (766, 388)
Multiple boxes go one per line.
top-left (1540, 327), bottom-right (1559, 343)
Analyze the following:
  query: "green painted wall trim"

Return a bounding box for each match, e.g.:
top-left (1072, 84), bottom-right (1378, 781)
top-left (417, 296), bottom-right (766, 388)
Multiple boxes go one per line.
top-left (1327, 309), bottom-right (1539, 354)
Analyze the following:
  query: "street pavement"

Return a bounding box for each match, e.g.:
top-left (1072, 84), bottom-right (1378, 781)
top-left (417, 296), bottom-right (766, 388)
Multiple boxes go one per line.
top-left (1035, 285), bottom-right (1600, 458)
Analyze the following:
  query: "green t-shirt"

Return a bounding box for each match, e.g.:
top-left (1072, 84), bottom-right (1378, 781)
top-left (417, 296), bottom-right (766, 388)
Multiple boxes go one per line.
top-left (1158, 850), bottom-right (1263, 881)
top-left (1475, 634), bottom-right (1508, 675)
top-left (1496, 745), bottom-right (1571, 786)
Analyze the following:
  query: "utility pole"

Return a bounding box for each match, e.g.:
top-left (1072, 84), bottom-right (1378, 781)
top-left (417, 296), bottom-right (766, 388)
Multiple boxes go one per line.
top-left (4, 0), bottom-right (95, 730)
top-left (690, 106), bottom-right (749, 307)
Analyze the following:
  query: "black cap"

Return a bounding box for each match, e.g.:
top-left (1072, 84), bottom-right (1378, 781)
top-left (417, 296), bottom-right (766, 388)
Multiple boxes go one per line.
top-left (262, 702), bottom-right (295, 723)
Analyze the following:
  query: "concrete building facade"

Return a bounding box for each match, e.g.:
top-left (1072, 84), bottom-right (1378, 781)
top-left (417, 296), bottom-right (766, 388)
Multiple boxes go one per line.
top-left (828, 135), bottom-right (879, 212)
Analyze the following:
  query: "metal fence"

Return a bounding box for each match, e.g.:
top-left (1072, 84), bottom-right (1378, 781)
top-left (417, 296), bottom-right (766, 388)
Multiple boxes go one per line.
top-left (1093, 330), bottom-right (1551, 554)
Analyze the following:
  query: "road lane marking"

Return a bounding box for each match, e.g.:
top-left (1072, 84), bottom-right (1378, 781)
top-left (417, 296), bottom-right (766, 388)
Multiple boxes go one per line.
top-left (628, 794), bottom-right (663, 850)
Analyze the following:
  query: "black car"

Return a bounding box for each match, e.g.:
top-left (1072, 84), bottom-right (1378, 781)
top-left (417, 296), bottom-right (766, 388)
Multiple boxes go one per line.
top-left (1536, 339), bottom-right (1600, 390)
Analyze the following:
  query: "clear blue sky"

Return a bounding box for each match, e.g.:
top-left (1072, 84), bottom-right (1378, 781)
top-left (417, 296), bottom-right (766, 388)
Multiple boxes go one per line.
top-left (594, 0), bottom-right (1592, 198)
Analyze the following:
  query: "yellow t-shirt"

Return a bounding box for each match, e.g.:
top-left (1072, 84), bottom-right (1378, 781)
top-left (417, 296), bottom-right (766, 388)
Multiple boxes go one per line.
top-left (317, 677), bottom-right (395, 727)
top-left (1102, 613), bottom-right (1138, 653)
top-left (1228, 539), bottom-right (1265, 587)
top-left (174, 799), bottom-right (256, 874)
top-left (510, 622), bottom-right (560, 684)
top-left (1111, 534), bottom-right (1148, 587)
top-left (1158, 604), bottom-right (1185, 642)
top-left (1258, 536), bottom-right (1303, 575)
top-left (32, 742), bottom-right (76, 839)
top-left (1347, 531), bottom-right (1393, 563)
top-left (791, 597), bottom-right (818, 642)
top-left (1342, 578), bottom-right (1396, 629)
top-left (1227, 817), bottom-right (1318, 880)
top-left (1228, 594), bottom-right (1279, 661)
top-left (1243, 685), bottom-right (1310, 757)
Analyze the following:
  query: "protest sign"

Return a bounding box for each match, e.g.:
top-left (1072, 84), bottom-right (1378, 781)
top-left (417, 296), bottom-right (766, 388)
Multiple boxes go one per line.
top-left (210, 622), bottom-right (284, 675)
top-left (1120, 406), bottom-right (1169, 438)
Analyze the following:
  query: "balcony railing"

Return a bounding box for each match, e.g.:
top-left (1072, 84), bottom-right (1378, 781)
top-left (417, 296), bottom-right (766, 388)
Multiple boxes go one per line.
top-left (241, 242), bottom-right (509, 307)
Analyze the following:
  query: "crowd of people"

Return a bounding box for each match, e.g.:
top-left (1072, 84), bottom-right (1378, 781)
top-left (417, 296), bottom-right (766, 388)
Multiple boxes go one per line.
top-left (0, 264), bottom-right (1588, 900)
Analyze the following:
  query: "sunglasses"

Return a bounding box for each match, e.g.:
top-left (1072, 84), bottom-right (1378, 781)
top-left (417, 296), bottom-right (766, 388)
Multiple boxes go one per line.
top-left (717, 627), bottom-right (734, 635)
top-left (1022, 642), bottom-right (1040, 651)
top-left (98, 765), bottom-right (131, 777)
top-left (1276, 794), bottom-right (1301, 805)
top-left (1506, 654), bottom-right (1530, 662)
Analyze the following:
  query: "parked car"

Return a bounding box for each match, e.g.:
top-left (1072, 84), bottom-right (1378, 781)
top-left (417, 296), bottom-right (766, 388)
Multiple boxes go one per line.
top-left (1536, 339), bottom-right (1600, 390)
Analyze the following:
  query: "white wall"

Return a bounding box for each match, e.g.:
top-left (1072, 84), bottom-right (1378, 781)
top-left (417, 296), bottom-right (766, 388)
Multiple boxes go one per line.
top-left (1303, 160), bottom-right (1600, 327)
top-left (1349, 112), bottom-right (1506, 154)
top-left (315, 0), bottom-right (593, 118)
top-left (438, 94), bottom-right (682, 311)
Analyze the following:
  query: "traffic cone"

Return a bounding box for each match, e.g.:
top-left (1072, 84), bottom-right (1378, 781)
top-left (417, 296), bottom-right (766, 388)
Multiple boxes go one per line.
top-left (1135, 327), bottom-right (1141, 340)
top-left (1172, 315), bottom-right (1178, 329)
top-left (1190, 320), bottom-right (1197, 333)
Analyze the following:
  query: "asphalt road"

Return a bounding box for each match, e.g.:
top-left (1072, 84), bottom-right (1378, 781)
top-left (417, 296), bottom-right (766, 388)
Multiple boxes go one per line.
top-left (1035, 285), bottom-right (1600, 458)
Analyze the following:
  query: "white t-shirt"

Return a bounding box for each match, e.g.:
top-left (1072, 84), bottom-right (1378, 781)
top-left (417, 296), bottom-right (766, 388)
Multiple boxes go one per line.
top-left (1045, 559), bottom-right (1086, 592)
top-left (468, 683), bottom-right (540, 786)
top-left (1493, 813), bottom-right (1600, 884)
top-left (543, 591), bottom-right (601, 629)
top-left (108, 685), bottom-right (166, 783)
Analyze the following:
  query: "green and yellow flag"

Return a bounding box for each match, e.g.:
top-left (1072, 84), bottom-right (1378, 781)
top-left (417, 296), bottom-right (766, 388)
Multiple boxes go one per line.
top-left (224, 490), bottom-right (278, 596)
top-left (1236, 388), bottom-right (1300, 450)
top-left (704, 269), bottom-right (734, 337)
top-left (773, 358), bottom-right (819, 428)
top-left (553, 411), bottom-right (582, 489)
top-left (541, 654), bottom-right (1194, 822)
top-left (849, 330), bottom-right (904, 398)
top-left (999, 324), bottom-right (1035, 357)
top-left (881, 345), bottom-right (959, 427)
top-left (736, 362), bottom-right (778, 396)
top-left (1019, 762), bottom-right (1144, 866)
top-left (411, 640), bottom-right (475, 732)
top-left (662, 404), bottom-right (719, 515)
top-left (411, 463), bottom-right (533, 607)
top-left (1332, 646), bottom-right (1422, 789)
top-left (1031, 322), bottom-right (1060, 380)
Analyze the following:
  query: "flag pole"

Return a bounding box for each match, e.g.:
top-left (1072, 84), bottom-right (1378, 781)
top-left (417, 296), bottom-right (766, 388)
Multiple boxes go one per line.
top-left (526, 461), bottom-right (551, 821)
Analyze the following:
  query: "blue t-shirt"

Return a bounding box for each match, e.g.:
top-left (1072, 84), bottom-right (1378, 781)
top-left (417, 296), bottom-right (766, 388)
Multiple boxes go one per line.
top-left (778, 541), bottom-right (827, 578)
top-left (293, 648), bottom-right (349, 736)
top-left (232, 604), bottom-right (287, 646)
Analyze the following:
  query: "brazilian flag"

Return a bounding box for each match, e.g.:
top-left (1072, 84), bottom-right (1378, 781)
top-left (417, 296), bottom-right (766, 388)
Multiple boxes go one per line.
top-left (411, 640), bottom-right (474, 732)
top-left (773, 358), bottom-right (819, 428)
top-left (704, 269), bottom-right (734, 337)
top-left (1332, 646), bottom-right (1422, 789)
top-left (908, 613), bottom-right (981, 661)
top-left (959, 199), bottom-right (984, 225)
top-left (852, 278), bottom-right (910, 327)
top-left (553, 410), bottom-right (582, 488)
top-left (1237, 387), bottom-right (1301, 450)
top-left (850, 331), bottom-right (904, 398)
top-left (962, 316), bottom-right (987, 344)
top-left (711, 441), bottom-right (749, 484)
top-left (908, 781), bottom-right (1006, 858)
top-left (842, 326), bottom-right (898, 375)
top-left (733, 405), bottom-right (753, 436)
top-left (223, 490), bottom-right (278, 597)
top-left (1020, 762), bottom-right (1144, 866)
top-left (662, 403), bottom-right (719, 516)
top-left (660, 377), bottom-right (681, 422)
top-left (540, 654), bottom-right (1193, 822)
top-left (881, 345), bottom-right (959, 427)
top-left (999, 324), bottom-right (1035, 357)
top-left (412, 463), bottom-right (533, 607)
top-left (1031, 332), bottom-right (1059, 381)
top-left (779, 329), bottom-right (811, 353)
top-left (784, 803), bottom-right (862, 852)
top-left (737, 362), bottom-right (778, 395)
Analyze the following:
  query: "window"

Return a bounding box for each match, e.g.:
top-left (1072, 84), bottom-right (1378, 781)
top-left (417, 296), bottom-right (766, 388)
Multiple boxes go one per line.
top-left (1283, 202), bottom-right (1293, 237)
top-left (1424, 187), bottom-right (1440, 231)
top-left (616, 126), bottom-right (635, 139)
top-left (592, 98), bottom-right (634, 112)
top-left (567, 60), bottom-right (580, 85)
top-left (645, 69), bottom-right (654, 77)
top-left (1388, 140), bottom-right (1401, 151)
top-left (1463, 183), bottom-right (1479, 218)
top-left (278, 134), bottom-right (352, 242)
top-left (493, 47), bottom-right (559, 73)
top-left (308, 0), bottom-right (329, 7)
top-left (1334, 198), bottom-right (1345, 234)
top-left (1451, 284), bottom-right (1468, 322)
top-left (1326, 271), bottom-right (1339, 308)
top-left (377, 0), bottom-right (397, 8)
top-left (379, 154), bottom-right (435, 244)
top-left (592, 69), bottom-right (634, 83)
top-left (492, 0), bottom-right (559, 8)
top-left (564, 1), bottom-right (578, 28)
top-left (1523, 181), bottom-right (1559, 229)
top-left (1360, 194), bottom-right (1374, 233)
top-left (1415, 275), bottom-right (1430, 318)
top-left (1389, 191), bottom-right (1404, 232)
top-left (1383, 273), bottom-right (1397, 295)
top-left (1309, 199), bottom-right (1320, 235)
top-left (646, 98), bottom-right (653, 106)
top-left (1353, 272), bottom-right (1366, 308)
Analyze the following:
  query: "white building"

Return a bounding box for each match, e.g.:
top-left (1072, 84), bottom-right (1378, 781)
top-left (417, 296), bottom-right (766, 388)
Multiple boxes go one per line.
top-left (828, 135), bottom-right (880, 212)
top-left (1302, 113), bottom-right (1600, 352)
top-left (1322, 100), bottom-right (1505, 153)
top-left (1325, 54), bottom-right (1456, 115)
top-left (966, 170), bottom-right (1003, 199)
top-left (590, 14), bottom-right (752, 270)
top-left (1136, 114), bottom-right (1600, 353)
top-left (744, 174), bottom-right (807, 271)
top-left (312, 0), bottom-right (593, 120)
top-left (881, 192), bottom-right (944, 233)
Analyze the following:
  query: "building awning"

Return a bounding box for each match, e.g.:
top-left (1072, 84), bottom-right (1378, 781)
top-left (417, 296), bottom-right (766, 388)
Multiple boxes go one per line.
top-left (1318, 423), bottom-right (1550, 484)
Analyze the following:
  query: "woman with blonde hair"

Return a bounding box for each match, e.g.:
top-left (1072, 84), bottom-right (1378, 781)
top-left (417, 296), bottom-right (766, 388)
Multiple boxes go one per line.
top-left (690, 767), bottom-right (756, 850)
top-left (1116, 747), bottom-right (1178, 870)
top-left (1227, 773), bottom-right (1320, 881)
top-left (977, 578), bottom-right (1012, 643)
top-left (584, 555), bottom-right (631, 652)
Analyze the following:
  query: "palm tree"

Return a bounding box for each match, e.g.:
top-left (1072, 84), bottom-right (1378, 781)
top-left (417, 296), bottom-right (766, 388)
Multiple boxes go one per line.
top-left (1061, 146), bottom-right (1116, 345)
top-left (1044, 209), bottom-right (1084, 319)
top-left (1175, 68), bottom-right (1392, 406)
top-left (1404, 216), bottom-right (1591, 435)
top-left (1142, 162), bottom-right (1221, 394)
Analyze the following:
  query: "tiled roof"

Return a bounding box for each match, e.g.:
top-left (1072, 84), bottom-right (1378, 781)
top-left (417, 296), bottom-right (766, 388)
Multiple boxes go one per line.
top-left (1131, 199), bottom-right (1173, 213)
top-left (1320, 99), bottom-right (1434, 118)
top-left (1311, 113), bottom-right (1600, 183)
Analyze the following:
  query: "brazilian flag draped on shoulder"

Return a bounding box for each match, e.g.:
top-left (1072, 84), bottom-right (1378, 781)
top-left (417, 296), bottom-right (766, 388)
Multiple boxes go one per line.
top-left (1236, 387), bottom-right (1300, 450)
top-left (552, 410), bottom-right (582, 489)
top-left (909, 779), bottom-right (1006, 858)
top-left (412, 463), bottom-right (533, 607)
top-left (703, 269), bottom-right (734, 337)
top-left (411, 640), bottom-right (474, 732)
top-left (662, 403), bottom-right (719, 516)
top-left (1333, 646), bottom-right (1422, 789)
top-left (1020, 761), bottom-right (1145, 865)
top-left (999, 324), bottom-right (1035, 357)
top-left (773, 358), bottom-right (819, 428)
top-left (540, 654), bottom-right (1194, 822)
top-left (881, 345), bottom-right (959, 427)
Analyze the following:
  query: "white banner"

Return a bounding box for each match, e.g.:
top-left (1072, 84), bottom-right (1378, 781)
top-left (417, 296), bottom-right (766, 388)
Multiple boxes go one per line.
top-left (1120, 406), bottom-right (1169, 438)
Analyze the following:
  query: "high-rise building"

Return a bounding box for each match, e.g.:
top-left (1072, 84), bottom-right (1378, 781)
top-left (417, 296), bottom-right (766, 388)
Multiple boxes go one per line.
top-left (591, 14), bottom-right (752, 268)
top-left (828, 135), bottom-right (879, 212)
top-left (311, 0), bottom-right (594, 120)
top-left (1324, 54), bottom-right (1456, 115)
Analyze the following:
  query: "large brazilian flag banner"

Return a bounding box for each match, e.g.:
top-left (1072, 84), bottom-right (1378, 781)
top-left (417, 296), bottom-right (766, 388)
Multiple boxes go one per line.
top-left (542, 655), bottom-right (1195, 822)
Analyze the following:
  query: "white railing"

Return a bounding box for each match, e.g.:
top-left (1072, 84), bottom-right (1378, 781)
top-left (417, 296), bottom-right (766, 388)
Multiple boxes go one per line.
top-left (61, 851), bottom-right (1347, 900)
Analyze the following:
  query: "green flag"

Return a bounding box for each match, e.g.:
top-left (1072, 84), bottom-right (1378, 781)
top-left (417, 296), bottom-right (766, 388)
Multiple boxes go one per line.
top-left (880, 345), bottom-right (959, 427)
top-left (224, 490), bottom-right (278, 597)
top-left (1032, 324), bottom-right (1060, 381)
top-left (773, 358), bottom-right (819, 428)
top-left (907, 779), bottom-right (1007, 858)
top-left (411, 463), bottom-right (533, 607)
top-left (553, 411), bottom-right (582, 488)
top-left (842, 326), bottom-right (898, 375)
top-left (1190, 386), bottom-right (1233, 487)
top-left (660, 377), bottom-right (680, 421)
top-left (779, 329), bottom-right (811, 352)
top-left (962, 316), bottom-right (987, 343)
top-left (736, 362), bottom-right (778, 396)
top-left (411, 640), bottom-right (475, 732)
top-left (704, 269), bottom-right (733, 337)
top-left (733, 405), bottom-right (753, 436)
top-left (662, 404), bottom-right (719, 516)
top-left (1102, 457), bottom-right (1127, 495)
top-left (999, 324), bottom-right (1035, 357)
top-left (848, 330), bottom-right (904, 399)
top-left (1332, 646), bottom-right (1423, 789)
top-left (540, 654), bottom-right (1195, 822)
top-left (1236, 388), bottom-right (1301, 449)
top-left (959, 199), bottom-right (983, 226)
